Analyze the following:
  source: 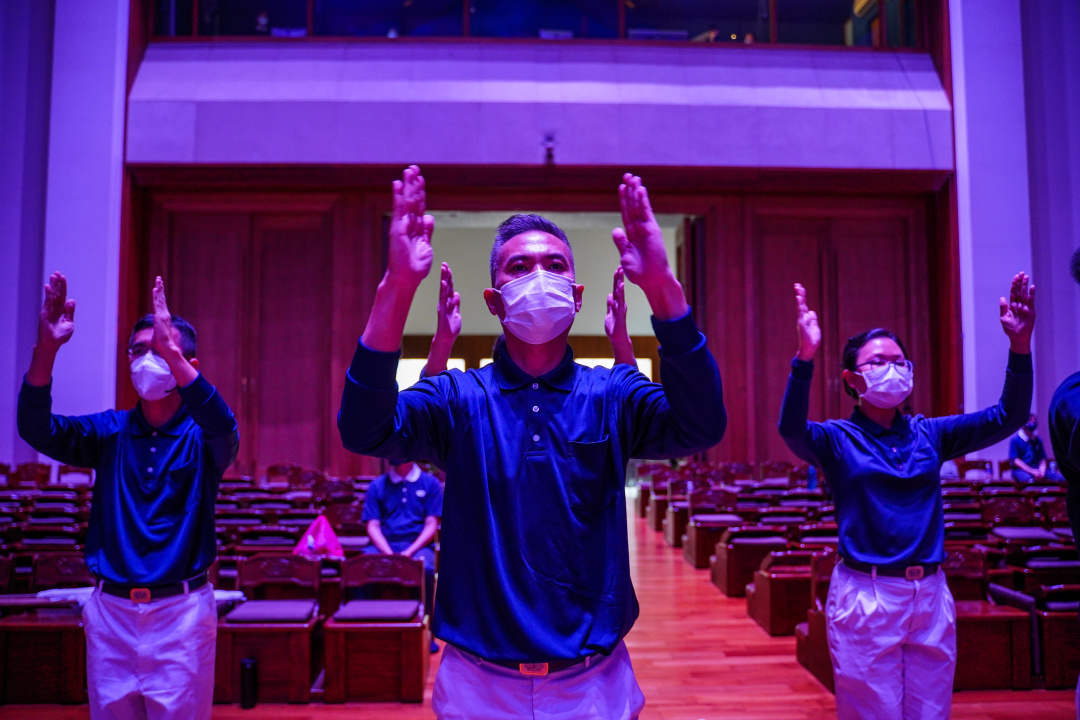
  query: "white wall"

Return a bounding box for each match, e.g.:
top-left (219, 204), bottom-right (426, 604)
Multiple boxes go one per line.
top-left (403, 212), bottom-right (678, 338)
top-left (950, 0), bottom-right (1034, 459)
top-left (127, 41), bottom-right (952, 172)
top-left (0, 0), bottom-right (52, 463)
top-left (39, 0), bottom-right (129, 421)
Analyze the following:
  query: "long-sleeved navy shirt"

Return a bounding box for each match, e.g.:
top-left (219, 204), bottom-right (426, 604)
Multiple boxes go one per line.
top-left (1049, 371), bottom-right (1080, 547)
top-left (338, 310), bottom-right (725, 663)
top-left (17, 375), bottom-right (238, 584)
top-left (778, 352), bottom-right (1032, 566)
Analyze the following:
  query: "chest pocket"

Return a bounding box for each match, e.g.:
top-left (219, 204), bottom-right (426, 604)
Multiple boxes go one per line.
top-left (566, 437), bottom-right (612, 519)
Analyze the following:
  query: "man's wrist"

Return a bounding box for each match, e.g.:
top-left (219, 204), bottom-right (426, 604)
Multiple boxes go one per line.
top-left (382, 270), bottom-right (423, 295)
top-left (639, 269), bottom-right (688, 320)
top-left (1009, 335), bottom-right (1032, 354)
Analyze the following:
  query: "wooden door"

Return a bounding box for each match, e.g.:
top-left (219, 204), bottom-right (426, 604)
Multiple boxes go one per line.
top-left (251, 214), bottom-right (333, 473)
top-left (149, 211), bottom-right (253, 472)
top-left (701, 196), bottom-right (931, 465)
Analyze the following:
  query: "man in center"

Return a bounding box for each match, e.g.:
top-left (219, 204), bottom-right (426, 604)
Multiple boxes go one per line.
top-left (338, 166), bottom-right (726, 718)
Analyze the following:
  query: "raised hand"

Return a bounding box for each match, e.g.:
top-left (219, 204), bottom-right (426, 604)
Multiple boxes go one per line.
top-left (612, 173), bottom-right (671, 292)
top-left (151, 276), bottom-right (182, 359)
top-left (604, 266), bottom-right (629, 341)
top-left (794, 283), bottom-right (821, 362)
top-left (387, 165), bottom-right (435, 288)
top-left (999, 271), bottom-right (1035, 353)
top-left (434, 262), bottom-right (462, 345)
top-left (38, 272), bottom-right (75, 353)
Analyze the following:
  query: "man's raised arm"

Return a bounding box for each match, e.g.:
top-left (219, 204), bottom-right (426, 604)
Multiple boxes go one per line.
top-left (363, 165), bottom-right (435, 351)
top-left (339, 166), bottom-right (450, 463)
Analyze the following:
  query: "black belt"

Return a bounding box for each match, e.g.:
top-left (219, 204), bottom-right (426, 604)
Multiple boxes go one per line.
top-left (487, 654), bottom-right (602, 676)
top-left (99, 573), bottom-right (208, 603)
top-left (843, 559), bottom-right (939, 580)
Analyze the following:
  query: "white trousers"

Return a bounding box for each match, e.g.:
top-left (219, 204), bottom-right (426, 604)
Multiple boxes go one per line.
top-left (432, 641), bottom-right (645, 720)
top-left (826, 563), bottom-right (957, 720)
top-left (83, 583), bottom-right (217, 720)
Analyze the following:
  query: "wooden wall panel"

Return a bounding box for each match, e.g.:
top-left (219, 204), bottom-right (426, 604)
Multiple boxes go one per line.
top-left (253, 213), bottom-right (333, 474)
top-left (149, 210), bottom-right (252, 472)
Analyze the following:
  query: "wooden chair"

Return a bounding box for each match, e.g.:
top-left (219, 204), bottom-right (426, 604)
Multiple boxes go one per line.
top-left (1035, 584), bottom-right (1080, 689)
top-left (323, 554), bottom-right (428, 702)
top-left (758, 460), bottom-right (794, 487)
top-left (215, 553), bottom-right (321, 703)
top-left (954, 587), bottom-right (1032, 690)
top-left (0, 556), bottom-right (12, 593)
top-left (323, 502), bottom-right (371, 555)
top-left (232, 524), bottom-right (302, 555)
top-left (745, 550), bottom-right (816, 636)
top-left (710, 526), bottom-right (788, 598)
top-left (794, 551), bottom-right (836, 692)
top-left (12, 462), bottom-right (50, 489)
top-left (957, 458), bottom-right (994, 481)
top-left (984, 497), bottom-right (1059, 547)
top-left (791, 523), bottom-right (839, 551)
top-left (0, 602), bottom-right (87, 703)
top-left (683, 511), bottom-right (743, 569)
top-left (55, 465), bottom-right (93, 489)
top-left (30, 552), bottom-right (93, 591)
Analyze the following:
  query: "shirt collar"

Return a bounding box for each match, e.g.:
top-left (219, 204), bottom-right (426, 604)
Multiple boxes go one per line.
top-left (390, 464), bottom-right (422, 484)
top-left (1018, 428), bottom-right (1030, 442)
top-left (130, 402), bottom-right (189, 438)
top-left (491, 336), bottom-right (575, 393)
top-left (850, 406), bottom-right (909, 437)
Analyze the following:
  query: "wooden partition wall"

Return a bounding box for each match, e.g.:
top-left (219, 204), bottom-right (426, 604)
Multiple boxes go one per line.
top-left (133, 167), bottom-right (948, 476)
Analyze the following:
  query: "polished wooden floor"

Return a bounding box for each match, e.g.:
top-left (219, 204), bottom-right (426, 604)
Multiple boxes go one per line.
top-left (6, 495), bottom-right (1075, 719)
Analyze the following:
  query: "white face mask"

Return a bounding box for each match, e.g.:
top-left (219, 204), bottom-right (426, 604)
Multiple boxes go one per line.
top-left (496, 269), bottom-right (578, 345)
top-left (130, 352), bottom-right (177, 401)
top-left (858, 362), bottom-right (913, 409)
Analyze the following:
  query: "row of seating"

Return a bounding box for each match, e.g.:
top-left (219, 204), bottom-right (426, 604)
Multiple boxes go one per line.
top-left (633, 461), bottom-right (1080, 692)
top-left (0, 551), bottom-right (431, 705)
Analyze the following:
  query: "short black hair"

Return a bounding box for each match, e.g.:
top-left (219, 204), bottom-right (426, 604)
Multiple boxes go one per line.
top-left (1071, 248), bottom-right (1080, 286)
top-left (490, 214), bottom-right (573, 285)
top-left (841, 328), bottom-right (909, 399)
top-left (128, 314), bottom-right (197, 359)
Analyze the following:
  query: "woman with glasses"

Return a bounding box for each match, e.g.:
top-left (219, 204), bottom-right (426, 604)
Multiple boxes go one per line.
top-left (778, 274), bottom-right (1035, 720)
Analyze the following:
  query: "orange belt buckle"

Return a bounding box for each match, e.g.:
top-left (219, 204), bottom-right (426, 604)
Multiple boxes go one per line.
top-left (129, 588), bottom-right (152, 603)
top-left (519, 662), bottom-right (549, 677)
top-left (904, 566), bottom-right (925, 581)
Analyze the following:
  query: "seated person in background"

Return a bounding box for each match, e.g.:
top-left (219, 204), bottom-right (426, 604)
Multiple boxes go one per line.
top-left (1009, 413), bottom-right (1061, 482)
top-left (361, 458), bottom-right (443, 650)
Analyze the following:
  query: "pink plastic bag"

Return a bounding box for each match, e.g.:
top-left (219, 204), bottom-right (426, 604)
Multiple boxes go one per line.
top-left (292, 514), bottom-right (345, 561)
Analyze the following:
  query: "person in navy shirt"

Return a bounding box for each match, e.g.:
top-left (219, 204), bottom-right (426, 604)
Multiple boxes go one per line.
top-left (361, 459), bottom-right (443, 640)
top-left (779, 274), bottom-right (1034, 720)
top-left (1047, 249), bottom-right (1080, 716)
top-left (338, 166), bottom-right (725, 719)
top-left (18, 273), bottom-right (238, 720)
top-left (1008, 414), bottom-right (1060, 482)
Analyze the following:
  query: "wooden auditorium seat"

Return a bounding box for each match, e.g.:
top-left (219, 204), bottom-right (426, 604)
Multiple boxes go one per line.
top-left (648, 477), bottom-right (685, 533)
top-left (951, 565), bottom-right (1033, 690)
top-left (215, 553), bottom-right (321, 703)
top-left (323, 502), bottom-right (371, 556)
top-left (1035, 584), bottom-right (1080, 689)
top-left (794, 551), bottom-right (836, 692)
top-left (324, 554), bottom-right (428, 702)
top-left (668, 485), bottom-right (736, 550)
top-left (710, 526), bottom-right (788, 598)
top-left (0, 552), bottom-right (90, 703)
top-left (683, 512), bottom-right (743, 569)
top-left (745, 550), bottom-right (816, 636)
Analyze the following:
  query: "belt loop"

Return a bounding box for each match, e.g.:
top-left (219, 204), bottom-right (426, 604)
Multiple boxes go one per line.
top-left (182, 580), bottom-right (190, 595)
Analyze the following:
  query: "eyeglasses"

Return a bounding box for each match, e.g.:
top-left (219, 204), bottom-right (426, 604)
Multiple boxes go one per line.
top-left (127, 343), bottom-right (152, 358)
top-left (857, 359), bottom-right (913, 372)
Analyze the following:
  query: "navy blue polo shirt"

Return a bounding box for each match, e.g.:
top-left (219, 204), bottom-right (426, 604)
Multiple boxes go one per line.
top-left (1049, 371), bottom-right (1080, 546)
top-left (338, 310), bottom-right (725, 663)
top-left (779, 352), bottom-right (1031, 566)
top-left (360, 467), bottom-right (443, 544)
top-left (17, 375), bottom-right (238, 584)
top-left (1009, 432), bottom-right (1046, 467)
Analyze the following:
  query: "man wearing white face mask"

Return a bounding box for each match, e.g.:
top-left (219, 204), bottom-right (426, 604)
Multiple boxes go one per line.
top-left (778, 274), bottom-right (1035, 720)
top-left (339, 167), bottom-right (726, 719)
top-left (17, 272), bottom-right (238, 719)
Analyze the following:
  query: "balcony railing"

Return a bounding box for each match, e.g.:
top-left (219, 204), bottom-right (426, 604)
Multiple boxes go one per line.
top-left (151, 0), bottom-right (923, 50)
